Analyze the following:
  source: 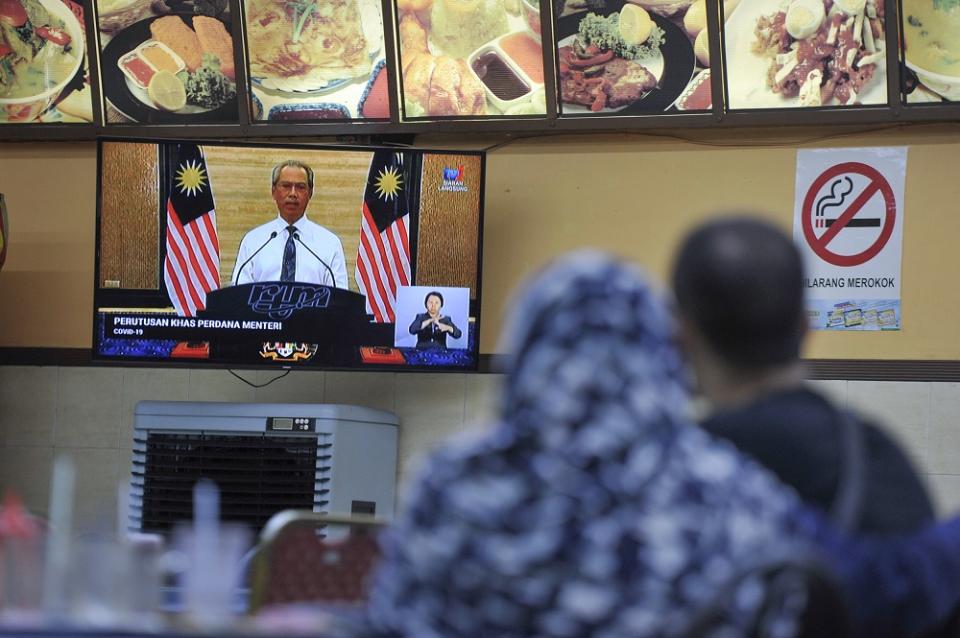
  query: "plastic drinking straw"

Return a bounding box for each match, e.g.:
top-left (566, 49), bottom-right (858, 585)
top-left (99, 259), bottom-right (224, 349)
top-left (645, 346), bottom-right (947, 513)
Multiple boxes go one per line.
top-left (189, 479), bottom-right (225, 626)
top-left (42, 456), bottom-right (75, 617)
top-left (116, 484), bottom-right (130, 540)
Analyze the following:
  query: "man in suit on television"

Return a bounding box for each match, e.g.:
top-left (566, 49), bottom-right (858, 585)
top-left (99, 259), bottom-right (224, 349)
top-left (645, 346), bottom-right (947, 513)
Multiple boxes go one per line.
top-left (231, 160), bottom-right (348, 288)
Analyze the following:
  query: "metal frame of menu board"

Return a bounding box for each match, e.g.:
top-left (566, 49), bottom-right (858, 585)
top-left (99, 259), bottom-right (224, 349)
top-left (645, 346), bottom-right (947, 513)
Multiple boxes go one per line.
top-left (1, 0), bottom-right (959, 141)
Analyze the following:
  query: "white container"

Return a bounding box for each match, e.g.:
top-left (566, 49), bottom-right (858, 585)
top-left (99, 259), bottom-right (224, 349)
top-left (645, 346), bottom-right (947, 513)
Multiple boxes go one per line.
top-left (134, 40), bottom-right (186, 75)
top-left (467, 31), bottom-right (541, 112)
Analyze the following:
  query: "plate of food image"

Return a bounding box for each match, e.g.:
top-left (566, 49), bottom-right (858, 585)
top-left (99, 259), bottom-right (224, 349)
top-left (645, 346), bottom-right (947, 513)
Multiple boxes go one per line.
top-left (245, 0), bottom-right (383, 95)
top-left (356, 58), bottom-right (390, 118)
top-left (555, 0), bottom-right (695, 114)
top-left (267, 101), bottom-right (351, 119)
top-left (723, 0), bottom-right (887, 109)
top-left (100, 12), bottom-right (238, 122)
top-left (395, 0), bottom-right (548, 118)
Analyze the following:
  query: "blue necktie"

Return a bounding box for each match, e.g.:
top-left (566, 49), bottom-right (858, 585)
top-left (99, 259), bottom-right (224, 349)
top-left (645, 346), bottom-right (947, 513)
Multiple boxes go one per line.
top-left (281, 225), bottom-right (296, 282)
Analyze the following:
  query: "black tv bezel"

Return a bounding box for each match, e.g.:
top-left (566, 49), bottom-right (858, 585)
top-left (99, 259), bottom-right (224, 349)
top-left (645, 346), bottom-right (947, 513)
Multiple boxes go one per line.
top-left (91, 137), bottom-right (487, 373)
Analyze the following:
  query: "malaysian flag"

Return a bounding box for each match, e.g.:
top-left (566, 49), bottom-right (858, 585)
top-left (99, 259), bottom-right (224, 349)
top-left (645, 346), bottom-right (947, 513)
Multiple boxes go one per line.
top-left (163, 143), bottom-right (220, 317)
top-left (355, 151), bottom-right (419, 323)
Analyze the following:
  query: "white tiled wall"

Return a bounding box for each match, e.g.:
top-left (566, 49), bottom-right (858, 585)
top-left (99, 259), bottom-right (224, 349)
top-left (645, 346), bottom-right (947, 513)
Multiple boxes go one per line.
top-left (3, 368), bottom-right (960, 526)
top-left (0, 366), bottom-right (501, 527)
top-left (816, 378), bottom-right (960, 516)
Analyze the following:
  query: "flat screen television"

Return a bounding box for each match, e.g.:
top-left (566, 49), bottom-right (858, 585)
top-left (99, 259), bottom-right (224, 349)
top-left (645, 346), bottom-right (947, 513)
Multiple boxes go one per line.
top-left (93, 139), bottom-right (485, 370)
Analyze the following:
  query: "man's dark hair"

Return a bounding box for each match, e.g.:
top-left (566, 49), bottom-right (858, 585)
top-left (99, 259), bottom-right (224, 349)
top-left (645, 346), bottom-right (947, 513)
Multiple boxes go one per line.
top-left (425, 291), bottom-right (444, 307)
top-left (671, 216), bottom-right (806, 370)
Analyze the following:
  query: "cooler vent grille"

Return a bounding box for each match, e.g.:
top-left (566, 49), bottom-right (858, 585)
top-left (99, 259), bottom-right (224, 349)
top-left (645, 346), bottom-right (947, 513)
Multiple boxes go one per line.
top-left (131, 431), bottom-right (332, 533)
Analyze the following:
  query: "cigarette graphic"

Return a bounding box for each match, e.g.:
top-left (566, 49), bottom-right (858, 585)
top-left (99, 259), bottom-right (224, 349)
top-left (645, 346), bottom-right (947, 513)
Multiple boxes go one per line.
top-left (824, 218), bottom-right (881, 227)
top-left (815, 177), bottom-right (854, 229)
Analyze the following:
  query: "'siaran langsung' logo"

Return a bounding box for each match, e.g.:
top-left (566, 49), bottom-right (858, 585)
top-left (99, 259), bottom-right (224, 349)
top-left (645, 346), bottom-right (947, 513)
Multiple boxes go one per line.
top-left (439, 165), bottom-right (468, 193)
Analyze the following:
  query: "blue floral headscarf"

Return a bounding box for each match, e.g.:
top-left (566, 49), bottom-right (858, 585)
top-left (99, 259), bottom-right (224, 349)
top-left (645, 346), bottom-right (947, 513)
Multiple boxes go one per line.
top-left (359, 252), bottom-right (960, 638)
top-left (362, 252), bottom-right (816, 637)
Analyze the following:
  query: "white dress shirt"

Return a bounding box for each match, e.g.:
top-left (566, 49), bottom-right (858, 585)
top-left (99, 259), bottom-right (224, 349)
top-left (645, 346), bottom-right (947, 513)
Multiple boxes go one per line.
top-left (231, 215), bottom-right (348, 288)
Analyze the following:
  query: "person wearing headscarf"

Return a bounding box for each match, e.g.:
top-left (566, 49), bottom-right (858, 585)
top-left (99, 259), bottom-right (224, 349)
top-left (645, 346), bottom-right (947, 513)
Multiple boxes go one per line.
top-left (360, 251), bottom-right (960, 638)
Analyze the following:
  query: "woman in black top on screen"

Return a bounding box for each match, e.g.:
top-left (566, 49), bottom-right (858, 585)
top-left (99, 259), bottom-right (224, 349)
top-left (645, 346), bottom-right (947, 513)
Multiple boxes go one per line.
top-left (409, 291), bottom-right (461, 349)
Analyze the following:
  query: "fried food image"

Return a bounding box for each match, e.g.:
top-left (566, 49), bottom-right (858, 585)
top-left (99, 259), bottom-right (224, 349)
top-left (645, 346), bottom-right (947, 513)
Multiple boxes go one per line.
top-left (428, 55), bottom-right (486, 115)
top-left (399, 12), bottom-right (429, 53)
top-left (430, 0), bottom-right (508, 58)
top-left (403, 52), bottom-right (435, 108)
top-left (398, 13), bottom-right (486, 116)
top-left (192, 15), bottom-right (235, 79)
top-left (246, 0), bottom-right (371, 89)
top-left (149, 15), bottom-right (203, 71)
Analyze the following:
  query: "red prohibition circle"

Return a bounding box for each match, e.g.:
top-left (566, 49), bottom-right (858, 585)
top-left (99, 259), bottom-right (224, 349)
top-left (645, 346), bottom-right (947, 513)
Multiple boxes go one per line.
top-left (801, 161), bottom-right (896, 267)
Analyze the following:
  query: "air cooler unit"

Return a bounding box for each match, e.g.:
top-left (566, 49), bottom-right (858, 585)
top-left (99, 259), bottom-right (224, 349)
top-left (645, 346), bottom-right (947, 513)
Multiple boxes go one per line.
top-left (128, 401), bottom-right (398, 534)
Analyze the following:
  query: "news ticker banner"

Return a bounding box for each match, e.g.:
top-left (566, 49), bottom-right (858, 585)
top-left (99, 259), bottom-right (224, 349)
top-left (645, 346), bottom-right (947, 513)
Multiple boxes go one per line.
top-left (793, 147), bottom-right (907, 331)
top-left (100, 311), bottom-right (479, 368)
top-left (105, 313), bottom-right (288, 341)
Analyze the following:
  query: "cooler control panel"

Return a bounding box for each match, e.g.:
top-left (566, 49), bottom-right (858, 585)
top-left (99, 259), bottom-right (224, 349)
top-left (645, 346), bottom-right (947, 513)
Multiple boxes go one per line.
top-left (267, 416), bottom-right (315, 432)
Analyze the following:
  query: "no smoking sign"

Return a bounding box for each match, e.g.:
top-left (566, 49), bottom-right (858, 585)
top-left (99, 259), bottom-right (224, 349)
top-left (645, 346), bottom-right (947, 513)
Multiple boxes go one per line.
top-left (801, 162), bottom-right (897, 267)
top-left (793, 147), bottom-right (906, 331)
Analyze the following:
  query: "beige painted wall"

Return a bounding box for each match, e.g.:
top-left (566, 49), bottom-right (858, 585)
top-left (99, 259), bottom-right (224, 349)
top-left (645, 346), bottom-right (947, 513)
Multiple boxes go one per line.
top-left (2, 123), bottom-right (960, 358)
top-left (0, 143), bottom-right (96, 348)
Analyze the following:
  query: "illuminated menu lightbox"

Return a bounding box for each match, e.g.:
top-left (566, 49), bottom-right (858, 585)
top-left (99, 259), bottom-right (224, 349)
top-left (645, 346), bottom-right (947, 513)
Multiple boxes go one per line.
top-left (242, 0), bottom-right (391, 121)
top-left (0, 0), bottom-right (95, 125)
top-left (723, 0), bottom-right (889, 110)
top-left (394, 0), bottom-right (547, 119)
top-left (93, 0), bottom-right (240, 124)
top-left (553, 0), bottom-right (710, 116)
top-left (900, 0), bottom-right (960, 104)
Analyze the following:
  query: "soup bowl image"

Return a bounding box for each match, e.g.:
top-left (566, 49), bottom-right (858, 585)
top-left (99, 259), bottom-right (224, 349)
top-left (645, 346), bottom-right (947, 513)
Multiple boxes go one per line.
top-left (902, 0), bottom-right (960, 101)
top-left (0, 0), bottom-right (85, 123)
top-left (906, 63), bottom-right (960, 102)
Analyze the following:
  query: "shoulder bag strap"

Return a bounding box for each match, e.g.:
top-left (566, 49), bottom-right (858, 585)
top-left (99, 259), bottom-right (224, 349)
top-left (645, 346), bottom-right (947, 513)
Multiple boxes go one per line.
top-left (830, 409), bottom-right (865, 532)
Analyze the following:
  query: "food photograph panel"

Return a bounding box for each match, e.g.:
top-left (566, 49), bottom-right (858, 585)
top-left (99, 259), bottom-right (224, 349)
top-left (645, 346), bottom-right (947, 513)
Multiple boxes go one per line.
top-left (1, 0), bottom-right (95, 124)
top-left (242, 0), bottom-right (390, 122)
top-left (395, 0), bottom-right (547, 119)
top-left (93, 0), bottom-right (239, 124)
top-left (723, 0), bottom-right (888, 109)
top-left (554, 0), bottom-right (711, 115)
top-left (900, 0), bottom-right (960, 104)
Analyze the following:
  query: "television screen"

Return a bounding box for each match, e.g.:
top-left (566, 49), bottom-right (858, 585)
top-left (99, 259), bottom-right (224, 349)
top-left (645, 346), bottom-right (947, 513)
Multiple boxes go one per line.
top-left (93, 140), bottom-right (485, 370)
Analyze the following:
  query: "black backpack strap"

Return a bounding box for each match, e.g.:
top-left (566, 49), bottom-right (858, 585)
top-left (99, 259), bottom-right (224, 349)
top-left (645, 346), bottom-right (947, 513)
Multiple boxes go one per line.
top-left (830, 409), bottom-right (865, 532)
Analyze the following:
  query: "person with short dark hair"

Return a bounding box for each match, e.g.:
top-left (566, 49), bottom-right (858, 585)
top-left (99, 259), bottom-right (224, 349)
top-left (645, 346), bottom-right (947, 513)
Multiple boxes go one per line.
top-left (231, 160), bottom-right (347, 288)
top-left (671, 215), bottom-right (934, 535)
top-left (409, 291), bottom-right (461, 349)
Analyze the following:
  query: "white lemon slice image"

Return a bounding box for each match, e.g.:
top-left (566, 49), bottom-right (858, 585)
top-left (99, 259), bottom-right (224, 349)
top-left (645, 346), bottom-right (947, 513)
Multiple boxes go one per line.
top-left (695, 27), bottom-right (710, 66)
top-left (147, 71), bottom-right (187, 112)
top-left (619, 4), bottom-right (653, 46)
